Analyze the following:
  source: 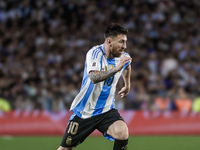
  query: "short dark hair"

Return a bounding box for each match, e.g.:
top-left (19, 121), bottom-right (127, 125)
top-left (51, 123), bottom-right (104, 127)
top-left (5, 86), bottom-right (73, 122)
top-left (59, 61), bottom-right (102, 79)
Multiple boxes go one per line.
top-left (104, 23), bottom-right (128, 39)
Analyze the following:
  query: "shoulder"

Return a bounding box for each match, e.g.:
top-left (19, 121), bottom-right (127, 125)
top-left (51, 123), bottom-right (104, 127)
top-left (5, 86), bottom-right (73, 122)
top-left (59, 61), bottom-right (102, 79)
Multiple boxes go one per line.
top-left (86, 45), bottom-right (103, 60)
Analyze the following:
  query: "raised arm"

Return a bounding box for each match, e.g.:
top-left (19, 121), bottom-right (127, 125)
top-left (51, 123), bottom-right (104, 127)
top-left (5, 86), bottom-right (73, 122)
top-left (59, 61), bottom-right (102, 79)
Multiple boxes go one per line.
top-left (89, 68), bottom-right (117, 84)
top-left (89, 55), bottom-right (131, 84)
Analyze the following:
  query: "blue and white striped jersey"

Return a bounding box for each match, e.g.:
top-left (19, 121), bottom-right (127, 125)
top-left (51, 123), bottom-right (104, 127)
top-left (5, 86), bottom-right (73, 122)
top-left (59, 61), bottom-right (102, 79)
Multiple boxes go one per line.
top-left (70, 44), bottom-right (131, 118)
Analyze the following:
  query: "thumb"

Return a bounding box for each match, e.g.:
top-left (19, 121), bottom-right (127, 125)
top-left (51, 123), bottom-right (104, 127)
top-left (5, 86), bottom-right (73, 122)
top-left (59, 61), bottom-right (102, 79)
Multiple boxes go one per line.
top-left (120, 93), bottom-right (125, 98)
top-left (118, 88), bottom-right (124, 94)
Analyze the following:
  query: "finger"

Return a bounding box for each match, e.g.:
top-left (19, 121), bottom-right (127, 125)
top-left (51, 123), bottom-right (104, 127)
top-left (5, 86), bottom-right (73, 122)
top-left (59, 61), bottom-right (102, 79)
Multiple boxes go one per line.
top-left (122, 58), bottom-right (131, 62)
top-left (118, 88), bottom-right (125, 94)
top-left (121, 56), bottom-right (131, 61)
top-left (118, 90), bottom-right (122, 94)
top-left (121, 93), bottom-right (125, 98)
top-left (124, 58), bottom-right (132, 62)
top-left (122, 56), bottom-right (131, 60)
top-left (124, 56), bottom-right (132, 60)
top-left (125, 60), bottom-right (131, 63)
top-left (122, 60), bottom-right (131, 66)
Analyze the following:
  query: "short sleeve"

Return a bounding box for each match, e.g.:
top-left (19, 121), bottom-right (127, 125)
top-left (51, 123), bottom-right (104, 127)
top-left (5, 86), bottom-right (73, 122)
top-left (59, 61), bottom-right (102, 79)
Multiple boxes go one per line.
top-left (123, 52), bottom-right (131, 72)
top-left (124, 60), bottom-right (131, 69)
top-left (86, 48), bottom-right (102, 74)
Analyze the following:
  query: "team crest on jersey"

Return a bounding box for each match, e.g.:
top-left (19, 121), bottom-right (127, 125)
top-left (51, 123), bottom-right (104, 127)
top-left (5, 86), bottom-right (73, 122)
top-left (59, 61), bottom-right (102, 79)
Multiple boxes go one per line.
top-left (66, 136), bottom-right (72, 145)
top-left (109, 65), bottom-right (114, 69)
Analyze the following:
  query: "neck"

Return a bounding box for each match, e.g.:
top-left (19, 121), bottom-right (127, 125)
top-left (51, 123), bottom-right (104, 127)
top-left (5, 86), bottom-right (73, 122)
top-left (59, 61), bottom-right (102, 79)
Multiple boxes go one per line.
top-left (104, 43), bottom-right (114, 59)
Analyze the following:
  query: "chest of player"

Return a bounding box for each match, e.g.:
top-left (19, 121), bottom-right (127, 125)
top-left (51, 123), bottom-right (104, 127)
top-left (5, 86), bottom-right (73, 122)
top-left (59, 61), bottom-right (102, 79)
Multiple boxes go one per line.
top-left (100, 57), bottom-right (120, 71)
top-left (100, 57), bottom-right (122, 86)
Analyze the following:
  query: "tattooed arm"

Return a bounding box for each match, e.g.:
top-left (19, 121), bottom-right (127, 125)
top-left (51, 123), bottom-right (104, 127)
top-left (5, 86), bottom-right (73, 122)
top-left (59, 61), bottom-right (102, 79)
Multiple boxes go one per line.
top-left (89, 56), bottom-right (132, 84)
top-left (89, 55), bottom-right (132, 84)
top-left (89, 68), bottom-right (117, 84)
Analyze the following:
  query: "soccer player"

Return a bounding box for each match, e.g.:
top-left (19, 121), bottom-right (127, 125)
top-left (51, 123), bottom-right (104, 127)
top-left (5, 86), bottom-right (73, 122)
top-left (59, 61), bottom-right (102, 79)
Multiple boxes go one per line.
top-left (58, 23), bottom-right (132, 150)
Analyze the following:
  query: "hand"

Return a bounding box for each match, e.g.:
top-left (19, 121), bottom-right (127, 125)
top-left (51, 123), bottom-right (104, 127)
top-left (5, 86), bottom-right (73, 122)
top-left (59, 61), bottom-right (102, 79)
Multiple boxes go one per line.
top-left (116, 55), bottom-right (132, 72)
top-left (118, 86), bottom-right (130, 98)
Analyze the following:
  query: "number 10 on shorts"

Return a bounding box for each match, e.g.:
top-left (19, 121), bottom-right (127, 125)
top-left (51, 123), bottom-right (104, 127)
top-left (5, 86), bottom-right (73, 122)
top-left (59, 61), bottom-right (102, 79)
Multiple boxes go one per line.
top-left (67, 121), bottom-right (79, 135)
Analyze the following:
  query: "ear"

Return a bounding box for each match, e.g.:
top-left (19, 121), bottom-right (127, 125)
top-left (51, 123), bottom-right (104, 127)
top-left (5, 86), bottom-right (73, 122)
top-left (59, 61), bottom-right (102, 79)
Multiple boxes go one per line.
top-left (106, 38), bottom-right (112, 46)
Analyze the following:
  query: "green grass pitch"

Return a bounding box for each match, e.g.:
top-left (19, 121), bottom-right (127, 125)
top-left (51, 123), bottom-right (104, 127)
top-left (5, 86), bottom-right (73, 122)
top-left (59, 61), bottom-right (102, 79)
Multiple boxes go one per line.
top-left (0, 136), bottom-right (200, 150)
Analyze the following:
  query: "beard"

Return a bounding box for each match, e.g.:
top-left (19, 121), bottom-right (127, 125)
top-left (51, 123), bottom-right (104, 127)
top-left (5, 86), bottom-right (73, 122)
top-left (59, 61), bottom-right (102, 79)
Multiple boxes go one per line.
top-left (111, 45), bottom-right (122, 58)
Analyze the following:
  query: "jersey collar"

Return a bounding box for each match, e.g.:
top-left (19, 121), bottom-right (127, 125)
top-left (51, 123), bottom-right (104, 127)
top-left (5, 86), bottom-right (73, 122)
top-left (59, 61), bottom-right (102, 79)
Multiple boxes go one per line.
top-left (100, 44), bottom-right (106, 55)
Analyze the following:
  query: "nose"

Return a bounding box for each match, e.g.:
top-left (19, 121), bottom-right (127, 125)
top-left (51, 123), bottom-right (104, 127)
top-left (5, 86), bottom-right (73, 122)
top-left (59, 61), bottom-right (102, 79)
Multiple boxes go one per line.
top-left (122, 42), bottom-right (127, 49)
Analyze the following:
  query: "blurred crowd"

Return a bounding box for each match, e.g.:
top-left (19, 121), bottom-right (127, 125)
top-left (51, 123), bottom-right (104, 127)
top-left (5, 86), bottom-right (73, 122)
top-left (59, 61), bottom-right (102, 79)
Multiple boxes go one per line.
top-left (1, 0), bottom-right (200, 116)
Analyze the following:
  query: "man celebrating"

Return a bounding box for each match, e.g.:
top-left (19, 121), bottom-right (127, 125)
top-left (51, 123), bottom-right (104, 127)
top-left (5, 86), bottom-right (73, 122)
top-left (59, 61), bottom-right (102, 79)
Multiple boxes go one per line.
top-left (58, 23), bottom-right (132, 150)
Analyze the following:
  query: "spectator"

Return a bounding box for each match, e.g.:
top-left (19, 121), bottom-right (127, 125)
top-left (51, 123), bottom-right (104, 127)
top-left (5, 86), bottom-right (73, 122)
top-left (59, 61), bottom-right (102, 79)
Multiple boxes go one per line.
top-left (129, 85), bottom-right (150, 117)
top-left (153, 93), bottom-right (171, 118)
top-left (175, 88), bottom-right (192, 117)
